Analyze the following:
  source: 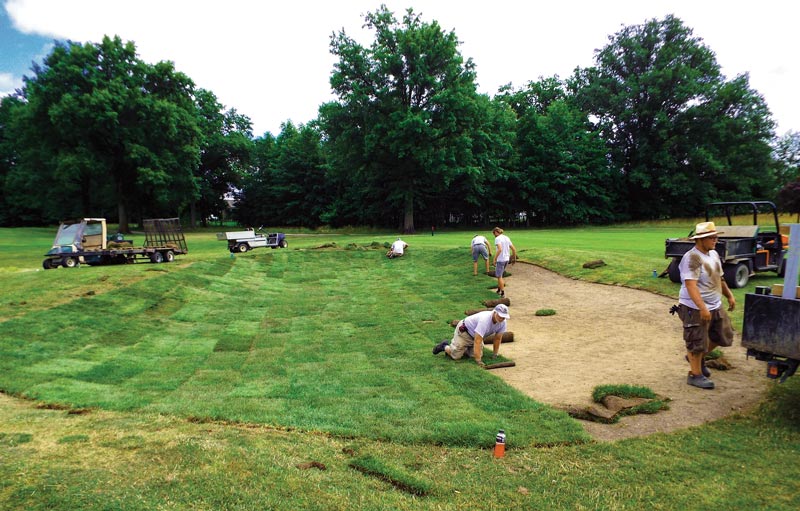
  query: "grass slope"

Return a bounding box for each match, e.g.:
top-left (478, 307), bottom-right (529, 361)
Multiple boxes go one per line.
top-left (0, 244), bottom-right (587, 447)
top-left (1, 224), bottom-right (799, 510)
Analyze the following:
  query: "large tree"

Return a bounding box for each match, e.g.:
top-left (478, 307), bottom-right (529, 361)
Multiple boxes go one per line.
top-left (11, 36), bottom-right (201, 231)
top-left (321, 6), bottom-right (505, 232)
top-left (573, 15), bottom-right (775, 219)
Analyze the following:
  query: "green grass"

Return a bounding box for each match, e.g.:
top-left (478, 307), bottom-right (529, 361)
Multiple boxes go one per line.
top-left (592, 384), bottom-right (659, 401)
top-left (1, 223), bottom-right (799, 510)
top-left (0, 239), bottom-right (586, 448)
top-left (349, 454), bottom-right (433, 496)
top-left (588, 384), bottom-right (671, 423)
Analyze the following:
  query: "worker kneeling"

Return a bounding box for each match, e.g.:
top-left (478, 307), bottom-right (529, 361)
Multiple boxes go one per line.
top-left (386, 238), bottom-right (408, 258)
top-left (433, 304), bottom-right (509, 367)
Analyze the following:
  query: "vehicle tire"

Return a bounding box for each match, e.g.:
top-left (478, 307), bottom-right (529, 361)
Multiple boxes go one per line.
top-left (279, 239), bottom-right (288, 248)
top-left (778, 258), bottom-right (786, 278)
top-left (667, 258), bottom-right (681, 283)
top-left (237, 243), bottom-right (249, 253)
top-left (723, 262), bottom-right (749, 289)
top-left (42, 259), bottom-right (52, 270)
top-left (164, 250), bottom-right (175, 262)
top-left (151, 251), bottom-right (164, 264)
top-left (63, 257), bottom-right (78, 268)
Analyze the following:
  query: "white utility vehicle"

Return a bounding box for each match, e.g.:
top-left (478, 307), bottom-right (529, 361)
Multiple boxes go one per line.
top-left (216, 228), bottom-right (287, 253)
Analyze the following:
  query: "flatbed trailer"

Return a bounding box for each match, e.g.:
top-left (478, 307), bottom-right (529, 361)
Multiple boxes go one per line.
top-left (43, 218), bottom-right (188, 269)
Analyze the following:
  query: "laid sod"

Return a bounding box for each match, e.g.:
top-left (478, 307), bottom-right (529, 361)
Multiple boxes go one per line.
top-left (349, 454), bottom-right (433, 496)
top-left (2, 224), bottom-right (799, 510)
top-left (0, 247), bottom-right (587, 448)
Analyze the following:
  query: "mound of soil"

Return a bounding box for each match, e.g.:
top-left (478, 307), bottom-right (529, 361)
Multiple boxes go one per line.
top-left (491, 262), bottom-right (768, 442)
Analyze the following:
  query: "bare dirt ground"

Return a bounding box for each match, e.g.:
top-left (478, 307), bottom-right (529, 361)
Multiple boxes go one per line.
top-left (491, 262), bottom-right (769, 442)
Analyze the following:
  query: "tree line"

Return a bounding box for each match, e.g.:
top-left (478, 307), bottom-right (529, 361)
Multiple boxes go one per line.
top-left (1, 7), bottom-right (798, 232)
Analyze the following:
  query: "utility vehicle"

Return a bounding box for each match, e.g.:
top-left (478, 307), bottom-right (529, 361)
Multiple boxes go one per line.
top-left (217, 228), bottom-right (287, 253)
top-left (664, 201), bottom-right (787, 288)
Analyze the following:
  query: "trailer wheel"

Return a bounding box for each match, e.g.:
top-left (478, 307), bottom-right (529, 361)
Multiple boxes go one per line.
top-left (151, 251), bottom-right (164, 264)
top-left (723, 262), bottom-right (749, 289)
top-left (164, 250), bottom-right (175, 262)
top-left (279, 239), bottom-right (288, 248)
top-left (667, 258), bottom-right (681, 283)
top-left (237, 243), bottom-right (249, 253)
top-left (63, 256), bottom-right (79, 268)
top-left (42, 259), bottom-right (53, 270)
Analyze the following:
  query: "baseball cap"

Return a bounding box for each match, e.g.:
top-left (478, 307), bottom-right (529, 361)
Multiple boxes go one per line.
top-left (493, 303), bottom-right (510, 319)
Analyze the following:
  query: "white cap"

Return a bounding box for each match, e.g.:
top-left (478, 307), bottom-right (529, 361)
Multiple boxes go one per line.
top-left (493, 304), bottom-right (510, 319)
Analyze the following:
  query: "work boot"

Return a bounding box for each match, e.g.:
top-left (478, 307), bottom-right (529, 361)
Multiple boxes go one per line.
top-left (432, 340), bottom-right (449, 355)
top-left (687, 373), bottom-right (715, 389)
top-left (685, 355), bottom-right (711, 377)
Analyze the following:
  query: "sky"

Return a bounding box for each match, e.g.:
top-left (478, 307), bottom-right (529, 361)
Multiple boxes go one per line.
top-left (2, 0), bottom-right (799, 137)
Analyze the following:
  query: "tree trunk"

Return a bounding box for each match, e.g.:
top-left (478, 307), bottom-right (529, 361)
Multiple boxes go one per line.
top-left (190, 201), bottom-right (197, 228)
top-left (117, 181), bottom-right (130, 233)
top-left (402, 188), bottom-right (415, 233)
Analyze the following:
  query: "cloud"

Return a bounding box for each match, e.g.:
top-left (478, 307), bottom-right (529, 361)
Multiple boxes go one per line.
top-left (0, 72), bottom-right (23, 96)
top-left (4, 0), bottom-right (799, 135)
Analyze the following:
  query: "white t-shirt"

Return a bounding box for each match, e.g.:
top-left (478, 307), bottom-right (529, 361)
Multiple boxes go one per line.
top-left (391, 240), bottom-right (406, 255)
top-left (463, 310), bottom-right (507, 339)
top-left (494, 234), bottom-right (513, 262)
top-left (471, 235), bottom-right (488, 247)
top-left (678, 247), bottom-right (724, 311)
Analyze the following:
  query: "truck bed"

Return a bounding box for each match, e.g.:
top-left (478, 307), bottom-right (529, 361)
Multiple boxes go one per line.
top-left (741, 293), bottom-right (800, 360)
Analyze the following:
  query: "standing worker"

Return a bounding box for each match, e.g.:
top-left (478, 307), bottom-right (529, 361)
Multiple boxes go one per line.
top-left (432, 304), bottom-right (510, 367)
top-left (677, 221), bottom-right (736, 389)
top-left (471, 233), bottom-right (492, 276)
top-left (492, 227), bottom-right (516, 298)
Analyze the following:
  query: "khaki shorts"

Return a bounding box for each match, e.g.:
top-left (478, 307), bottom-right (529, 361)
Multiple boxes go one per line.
top-left (448, 324), bottom-right (475, 360)
top-left (677, 304), bottom-right (734, 353)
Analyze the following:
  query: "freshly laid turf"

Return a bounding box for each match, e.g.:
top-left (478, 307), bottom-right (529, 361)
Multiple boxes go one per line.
top-left (0, 245), bottom-right (588, 448)
top-left (2, 223), bottom-right (799, 510)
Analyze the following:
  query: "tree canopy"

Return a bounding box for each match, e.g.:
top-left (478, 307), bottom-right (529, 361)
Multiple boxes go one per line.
top-left (320, 6), bottom-right (510, 232)
top-left (572, 15), bottom-right (775, 219)
top-left (14, 36), bottom-right (203, 231)
top-left (0, 12), bottom-right (784, 229)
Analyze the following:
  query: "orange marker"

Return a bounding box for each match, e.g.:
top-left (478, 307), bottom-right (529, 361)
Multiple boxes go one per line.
top-left (494, 429), bottom-right (506, 458)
